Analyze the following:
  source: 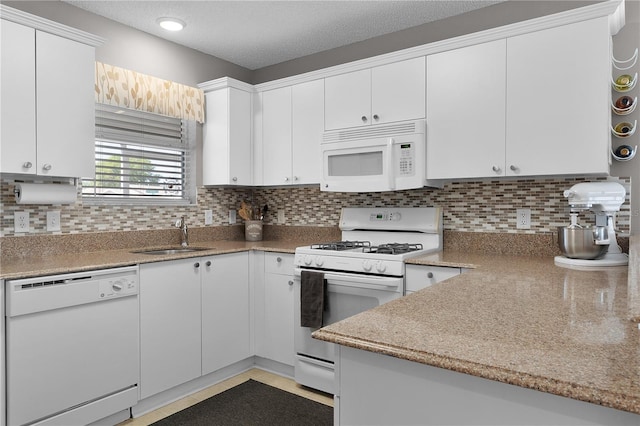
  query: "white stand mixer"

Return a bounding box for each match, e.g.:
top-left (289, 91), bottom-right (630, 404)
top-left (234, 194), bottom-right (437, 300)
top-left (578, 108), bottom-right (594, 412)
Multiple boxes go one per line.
top-left (554, 181), bottom-right (629, 268)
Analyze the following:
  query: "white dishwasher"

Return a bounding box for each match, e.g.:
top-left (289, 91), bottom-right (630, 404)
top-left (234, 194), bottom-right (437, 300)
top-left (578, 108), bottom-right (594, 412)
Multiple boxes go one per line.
top-left (5, 266), bottom-right (139, 426)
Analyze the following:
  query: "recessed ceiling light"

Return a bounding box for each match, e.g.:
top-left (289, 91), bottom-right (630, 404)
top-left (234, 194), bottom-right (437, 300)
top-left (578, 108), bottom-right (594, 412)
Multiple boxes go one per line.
top-left (157, 17), bottom-right (185, 32)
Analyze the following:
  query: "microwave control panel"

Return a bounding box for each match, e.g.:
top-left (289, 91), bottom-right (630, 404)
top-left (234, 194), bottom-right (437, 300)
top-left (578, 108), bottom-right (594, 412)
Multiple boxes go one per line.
top-left (398, 143), bottom-right (414, 176)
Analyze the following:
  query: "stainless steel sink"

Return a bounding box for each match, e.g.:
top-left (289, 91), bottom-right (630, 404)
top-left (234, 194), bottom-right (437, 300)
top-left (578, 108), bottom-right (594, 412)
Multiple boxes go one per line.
top-left (132, 247), bottom-right (211, 255)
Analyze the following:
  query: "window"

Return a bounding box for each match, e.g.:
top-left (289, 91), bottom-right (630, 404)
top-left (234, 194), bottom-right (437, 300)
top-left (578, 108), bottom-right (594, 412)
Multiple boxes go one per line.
top-left (82, 104), bottom-right (196, 204)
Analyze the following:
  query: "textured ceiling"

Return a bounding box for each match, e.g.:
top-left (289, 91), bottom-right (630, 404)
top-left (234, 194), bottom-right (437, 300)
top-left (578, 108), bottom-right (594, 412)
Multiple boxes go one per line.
top-left (64, 1), bottom-right (503, 70)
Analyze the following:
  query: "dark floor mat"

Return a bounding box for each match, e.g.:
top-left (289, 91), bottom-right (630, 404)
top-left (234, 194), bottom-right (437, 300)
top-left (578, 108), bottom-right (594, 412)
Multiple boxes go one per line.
top-left (150, 379), bottom-right (333, 426)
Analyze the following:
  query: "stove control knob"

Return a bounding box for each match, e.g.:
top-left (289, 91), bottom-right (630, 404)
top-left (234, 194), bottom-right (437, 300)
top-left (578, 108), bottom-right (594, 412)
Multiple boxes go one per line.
top-left (362, 259), bottom-right (373, 272)
top-left (314, 256), bottom-right (324, 267)
top-left (375, 261), bottom-right (387, 273)
top-left (304, 255), bottom-right (313, 266)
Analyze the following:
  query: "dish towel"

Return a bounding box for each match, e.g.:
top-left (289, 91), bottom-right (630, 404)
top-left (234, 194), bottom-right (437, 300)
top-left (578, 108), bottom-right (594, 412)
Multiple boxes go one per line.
top-left (300, 270), bottom-right (327, 329)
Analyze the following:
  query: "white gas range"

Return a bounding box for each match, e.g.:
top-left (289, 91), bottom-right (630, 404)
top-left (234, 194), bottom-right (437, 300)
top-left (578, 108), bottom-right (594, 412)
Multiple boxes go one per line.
top-left (292, 207), bottom-right (443, 394)
top-left (294, 206), bottom-right (443, 278)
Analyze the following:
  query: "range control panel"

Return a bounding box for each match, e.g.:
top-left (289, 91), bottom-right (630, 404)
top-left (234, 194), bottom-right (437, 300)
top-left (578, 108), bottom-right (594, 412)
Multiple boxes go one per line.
top-left (369, 212), bottom-right (402, 221)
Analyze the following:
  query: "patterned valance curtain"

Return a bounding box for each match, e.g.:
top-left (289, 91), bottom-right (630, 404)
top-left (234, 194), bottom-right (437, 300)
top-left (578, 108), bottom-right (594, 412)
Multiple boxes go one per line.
top-left (94, 61), bottom-right (205, 123)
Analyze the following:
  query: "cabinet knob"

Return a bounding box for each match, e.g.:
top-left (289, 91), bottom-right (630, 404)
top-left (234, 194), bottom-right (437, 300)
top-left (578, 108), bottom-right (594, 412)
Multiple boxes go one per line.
top-left (288, 280), bottom-right (294, 286)
top-left (42, 164), bottom-right (52, 171)
top-left (205, 261), bottom-right (212, 267)
top-left (510, 165), bottom-right (518, 172)
top-left (427, 272), bottom-right (434, 279)
top-left (194, 262), bottom-right (200, 268)
top-left (284, 177), bottom-right (290, 182)
top-left (373, 114), bottom-right (379, 121)
top-left (276, 257), bottom-right (282, 263)
top-left (232, 177), bottom-right (238, 182)
top-left (22, 162), bottom-right (33, 169)
top-left (361, 116), bottom-right (368, 123)
top-left (293, 176), bottom-right (299, 181)
top-left (492, 166), bottom-right (501, 173)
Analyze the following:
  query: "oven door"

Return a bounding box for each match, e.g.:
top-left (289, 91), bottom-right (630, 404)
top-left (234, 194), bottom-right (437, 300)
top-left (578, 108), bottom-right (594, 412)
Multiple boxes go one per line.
top-left (293, 268), bottom-right (402, 363)
top-left (320, 134), bottom-right (424, 193)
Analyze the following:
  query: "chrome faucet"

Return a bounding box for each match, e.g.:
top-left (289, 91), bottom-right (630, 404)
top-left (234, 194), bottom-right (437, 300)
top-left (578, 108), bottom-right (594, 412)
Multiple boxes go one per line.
top-left (176, 216), bottom-right (188, 247)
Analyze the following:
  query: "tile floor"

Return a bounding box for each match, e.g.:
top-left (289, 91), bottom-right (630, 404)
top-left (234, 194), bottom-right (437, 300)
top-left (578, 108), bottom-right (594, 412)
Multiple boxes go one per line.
top-left (118, 369), bottom-right (334, 425)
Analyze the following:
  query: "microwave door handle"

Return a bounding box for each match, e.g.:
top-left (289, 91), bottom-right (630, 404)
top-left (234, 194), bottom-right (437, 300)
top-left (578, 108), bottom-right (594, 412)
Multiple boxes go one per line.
top-left (387, 138), bottom-right (396, 190)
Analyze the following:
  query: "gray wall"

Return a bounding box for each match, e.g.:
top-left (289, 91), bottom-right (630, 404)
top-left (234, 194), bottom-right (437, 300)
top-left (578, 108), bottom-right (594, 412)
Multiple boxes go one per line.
top-left (252, 1), bottom-right (599, 83)
top-left (2, 0), bottom-right (253, 87)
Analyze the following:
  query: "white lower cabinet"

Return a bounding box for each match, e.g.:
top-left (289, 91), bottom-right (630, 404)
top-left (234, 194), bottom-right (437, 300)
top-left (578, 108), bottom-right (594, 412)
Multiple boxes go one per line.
top-left (202, 252), bottom-right (251, 375)
top-left (255, 252), bottom-right (295, 366)
top-left (139, 252), bottom-right (250, 400)
top-left (405, 264), bottom-right (463, 294)
top-left (139, 258), bottom-right (202, 400)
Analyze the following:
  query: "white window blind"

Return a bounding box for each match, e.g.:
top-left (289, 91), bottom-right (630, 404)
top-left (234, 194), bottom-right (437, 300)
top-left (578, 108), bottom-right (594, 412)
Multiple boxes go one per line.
top-left (83, 104), bottom-right (194, 204)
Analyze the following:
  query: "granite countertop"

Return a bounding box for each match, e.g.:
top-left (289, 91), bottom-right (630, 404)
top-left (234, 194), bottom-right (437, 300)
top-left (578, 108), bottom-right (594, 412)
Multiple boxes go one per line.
top-left (314, 236), bottom-right (640, 415)
top-left (0, 239), bottom-right (305, 280)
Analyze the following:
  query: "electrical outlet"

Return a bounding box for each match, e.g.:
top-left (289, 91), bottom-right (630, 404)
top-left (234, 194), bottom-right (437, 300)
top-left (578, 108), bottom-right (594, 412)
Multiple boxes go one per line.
top-left (228, 209), bottom-right (236, 224)
top-left (14, 211), bottom-right (30, 233)
top-left (277, 210), bottom-right (285, 224)
top-left (516, 208), bottom-right (531, 229)
top-left (204, 209), bottom-right (213, 225)
top-left (47, 210), bottom-right (61, 232)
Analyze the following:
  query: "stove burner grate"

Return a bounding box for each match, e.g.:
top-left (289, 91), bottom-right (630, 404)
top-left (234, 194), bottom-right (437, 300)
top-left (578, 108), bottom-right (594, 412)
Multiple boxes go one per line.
top-left (310, 241), bottom-right (371, 251)
top-left (364, 243), bottom-right (424, 255)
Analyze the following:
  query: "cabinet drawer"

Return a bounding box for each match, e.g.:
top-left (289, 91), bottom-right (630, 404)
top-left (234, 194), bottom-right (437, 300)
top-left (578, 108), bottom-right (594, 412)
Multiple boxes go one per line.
top-left (405, 265), bottom-right (461, 293)
top-left (264, 252), bottom-right (294, 275)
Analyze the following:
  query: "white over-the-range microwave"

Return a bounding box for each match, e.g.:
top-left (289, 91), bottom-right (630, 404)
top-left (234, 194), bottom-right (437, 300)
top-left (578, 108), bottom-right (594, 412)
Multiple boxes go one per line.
top-left (320, 119), bottom-right (441, 192)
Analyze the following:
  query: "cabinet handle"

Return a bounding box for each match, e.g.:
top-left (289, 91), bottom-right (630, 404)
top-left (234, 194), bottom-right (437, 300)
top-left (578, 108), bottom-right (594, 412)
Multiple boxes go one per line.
top-left (293, 176), bottom-right (299, 181)
top-left (288, 280), bottom-right (294, 286)
top-left (510, 165), bottom-right (518, 172)
top-left (205, 261), bottom-right (212, 267)
top-left (284, 177), bottom-right (290, 182)
top-left (22, 162), bottom-right (33, 169)
top-left (232, 177), bottom-right (238, 182)
top-left (276, 257), bottom-right (282, 263)
top-left (361, 116), bottom-right (368, 123)
top-left (427, 272), bottom-right (434, 279)
top-left (492, 166), bottom-right (501, 173)
top-left (194, 262), bottom-right (200, 268)
top-left (373, 114), bottom-right (379, 121)
top-left (42, 164), bottom-right (52, 171)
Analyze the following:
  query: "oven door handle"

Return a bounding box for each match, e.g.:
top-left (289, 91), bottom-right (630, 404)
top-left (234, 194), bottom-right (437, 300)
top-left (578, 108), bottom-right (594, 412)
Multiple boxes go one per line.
top-left (294, 268), bottom-right (402, 290)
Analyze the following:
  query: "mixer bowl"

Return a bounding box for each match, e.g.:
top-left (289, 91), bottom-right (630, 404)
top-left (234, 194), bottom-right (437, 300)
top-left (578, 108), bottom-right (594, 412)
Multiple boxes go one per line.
top-left (557, 226), bottom-right (609, 260)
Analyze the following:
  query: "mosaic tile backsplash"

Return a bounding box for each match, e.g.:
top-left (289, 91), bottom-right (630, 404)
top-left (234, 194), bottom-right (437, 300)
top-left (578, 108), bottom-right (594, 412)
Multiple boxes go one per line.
top-left (0, 177), bottom-right (631, 237)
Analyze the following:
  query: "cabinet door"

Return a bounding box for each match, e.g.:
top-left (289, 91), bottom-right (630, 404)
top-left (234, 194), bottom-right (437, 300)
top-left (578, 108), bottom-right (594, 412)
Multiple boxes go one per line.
top-left (325, 68), bottom-right (371, 130)
top-left (292, 79), bottom-right (324, 184)
top-left (228, 88), bottom-right (252, 185)
top-left (264, 272), bottom-right (295, 366)
top-left (36, 31), bottom-right (95, 178)
top-left (139, 259), bottom-right (202, 399)
top-left (426, 40), bottom-right (506, 179)
top-left (506, 17), bottom-right (610, 176)
top-left (372, 56), bottom-right (426, 125)
top-left (262, 87), bottom-right (293, 185)
top-left (203, 88), bottom-right (252, 185)
top-left (0, 20), bottom-right (36, 175)
top-left (202, 252), bottom-right (251, 375)
top-left (262, 253), bottom-right (295, 366)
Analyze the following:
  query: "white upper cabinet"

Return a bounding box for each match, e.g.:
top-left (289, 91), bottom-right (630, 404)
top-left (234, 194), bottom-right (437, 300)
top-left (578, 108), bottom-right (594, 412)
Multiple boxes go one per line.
top-left (1, 19), bottom-right (96, 178)
top-left (324, 57), bottom-right (425, 130)
top-left (426, 40), bottom-right (507, 179)
top-left (262, 86), bottom-right (293, 185)
top-left (505, 17), bottom-right (611, 177)
top-left (427, 17), bottom-right (612, 180)
top-left (292, 79), bottom-right (324, 185)
top-left (260, 79), bottom-right (324, 186)
top-left (202, 85), bottom-right (252, 186)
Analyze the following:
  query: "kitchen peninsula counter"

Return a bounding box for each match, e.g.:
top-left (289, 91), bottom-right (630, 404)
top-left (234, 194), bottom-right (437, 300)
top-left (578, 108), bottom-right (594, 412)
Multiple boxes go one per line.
top-left (0, 239), bottom-right (305, 280)
top-left (315, 236), bottom-right (640, 420)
